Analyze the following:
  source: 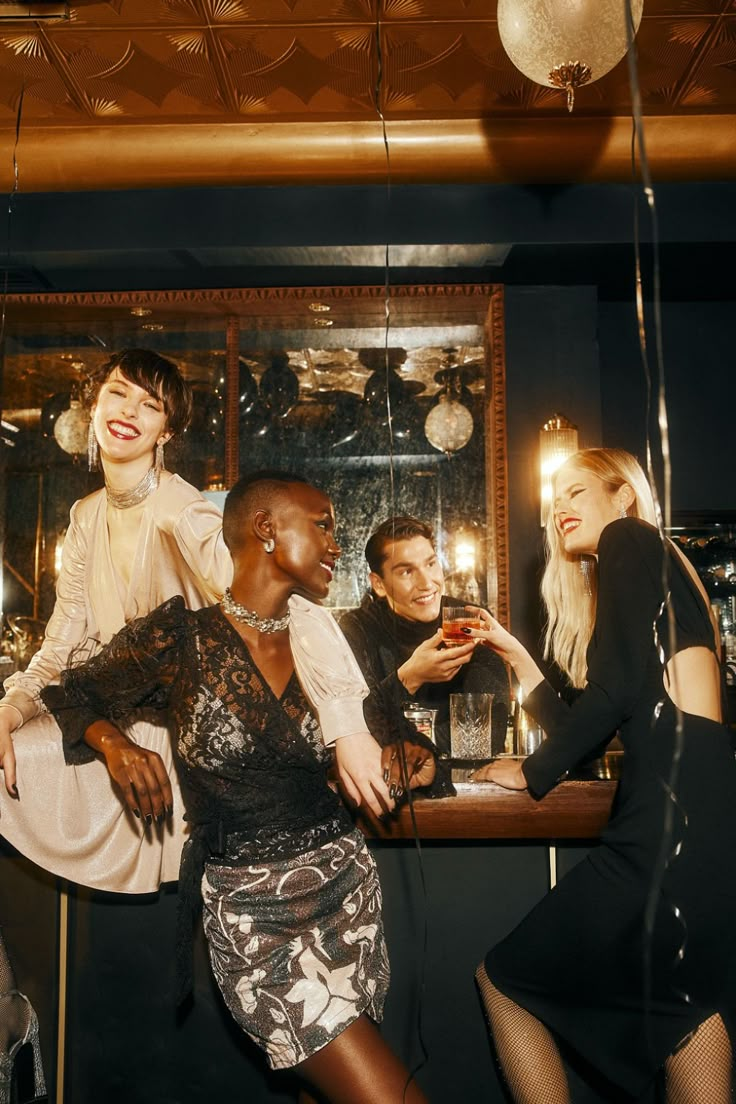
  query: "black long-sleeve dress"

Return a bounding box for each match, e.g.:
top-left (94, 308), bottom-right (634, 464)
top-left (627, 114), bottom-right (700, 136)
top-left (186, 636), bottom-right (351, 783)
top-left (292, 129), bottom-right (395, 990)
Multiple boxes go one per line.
top-left (43, 596), bottom-right (389, 1070)
top-left (485, 517), bottom-right (736, 1097)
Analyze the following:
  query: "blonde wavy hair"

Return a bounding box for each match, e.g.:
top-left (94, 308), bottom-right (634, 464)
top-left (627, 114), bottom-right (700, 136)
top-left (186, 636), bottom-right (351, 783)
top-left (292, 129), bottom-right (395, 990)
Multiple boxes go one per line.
top-left (541, 448), bottom-right (658, 688)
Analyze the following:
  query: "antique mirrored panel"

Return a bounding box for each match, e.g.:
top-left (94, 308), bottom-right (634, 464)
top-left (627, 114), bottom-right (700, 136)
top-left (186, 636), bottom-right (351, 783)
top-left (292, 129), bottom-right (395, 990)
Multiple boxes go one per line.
top-left (0, 284), bottom-right (507, 667)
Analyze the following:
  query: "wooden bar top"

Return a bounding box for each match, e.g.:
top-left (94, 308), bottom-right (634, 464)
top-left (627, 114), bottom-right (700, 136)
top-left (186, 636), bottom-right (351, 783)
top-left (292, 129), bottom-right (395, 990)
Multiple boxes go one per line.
top-left (359, 779), bottom-right (617, 841)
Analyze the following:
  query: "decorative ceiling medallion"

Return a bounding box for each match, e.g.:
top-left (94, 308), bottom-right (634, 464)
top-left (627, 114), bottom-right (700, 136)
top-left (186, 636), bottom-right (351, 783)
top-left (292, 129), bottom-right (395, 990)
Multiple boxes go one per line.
top-left (237, 93), bottom-right (268, 113)
top-left (680, 83), bottom-right (718, 106)
top-left (167, 32), bottom-right (208, 55)
top-left (334, 28), bottom-right (374, 52)
top-left (0, 33), bottom-right (46, 59)
top-left (204, 0), bottom-right (250, 19)
top-left (88, 97), bottom-right (124, 116)
top-left (668, 20), bottom-right (711, 48)
top-left (385, 0), bottom-right (423, 16)
top-left (384, 90), bottom-right (418, 110)
top-left (163, 0), bottom-right (202, 18)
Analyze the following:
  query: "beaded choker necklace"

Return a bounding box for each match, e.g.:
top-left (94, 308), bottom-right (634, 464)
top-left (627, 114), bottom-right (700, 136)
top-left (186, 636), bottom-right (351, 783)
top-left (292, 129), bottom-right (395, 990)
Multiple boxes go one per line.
top-left (105, 468), bottom-right (159, 510)
top-left (221, 588), bottom-right (290, 633)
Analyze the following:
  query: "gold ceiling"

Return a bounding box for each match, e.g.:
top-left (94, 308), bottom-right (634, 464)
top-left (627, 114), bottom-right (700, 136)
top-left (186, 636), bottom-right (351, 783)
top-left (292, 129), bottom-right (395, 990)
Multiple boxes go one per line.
top-left (0, 0), bottom-right (734, 189)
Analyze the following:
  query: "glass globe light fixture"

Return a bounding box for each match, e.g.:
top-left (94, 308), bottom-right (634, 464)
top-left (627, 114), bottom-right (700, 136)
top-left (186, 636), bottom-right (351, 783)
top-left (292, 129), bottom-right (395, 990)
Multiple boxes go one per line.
top-left (424, 392), bottom-right (474, 455)
top-left (497, 0), bottom-right (644, 111)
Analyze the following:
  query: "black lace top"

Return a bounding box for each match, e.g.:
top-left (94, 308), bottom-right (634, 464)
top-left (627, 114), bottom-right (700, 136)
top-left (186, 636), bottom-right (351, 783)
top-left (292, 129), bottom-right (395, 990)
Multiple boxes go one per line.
top-left (43, 595), bottom-right (354, 997)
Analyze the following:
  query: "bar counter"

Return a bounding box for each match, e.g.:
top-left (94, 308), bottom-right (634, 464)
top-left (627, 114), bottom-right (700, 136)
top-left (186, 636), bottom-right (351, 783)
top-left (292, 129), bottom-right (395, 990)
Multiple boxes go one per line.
top-left (360, 776), bottom-right (617, 841)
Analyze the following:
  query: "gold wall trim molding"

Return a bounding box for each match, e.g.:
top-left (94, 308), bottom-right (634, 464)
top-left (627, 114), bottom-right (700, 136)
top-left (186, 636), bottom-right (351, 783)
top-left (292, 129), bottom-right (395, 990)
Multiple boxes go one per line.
top-left (6, 283), bottom-right (500, 314)
top-left (2, 116), bottom-right (733, 191)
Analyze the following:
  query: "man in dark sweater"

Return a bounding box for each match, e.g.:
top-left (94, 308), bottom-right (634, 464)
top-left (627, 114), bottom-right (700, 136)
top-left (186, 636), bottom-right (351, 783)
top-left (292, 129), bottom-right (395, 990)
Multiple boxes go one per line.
top-left (339, 516), bottom-right (509, 760)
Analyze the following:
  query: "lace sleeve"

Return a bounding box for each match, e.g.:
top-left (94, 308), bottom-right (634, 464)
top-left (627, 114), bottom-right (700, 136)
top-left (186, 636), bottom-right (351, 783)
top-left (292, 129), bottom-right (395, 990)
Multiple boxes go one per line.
top-left (287, 594), bottom-right (369, 746)
top-left (41, 595), bottom-right (188, 764)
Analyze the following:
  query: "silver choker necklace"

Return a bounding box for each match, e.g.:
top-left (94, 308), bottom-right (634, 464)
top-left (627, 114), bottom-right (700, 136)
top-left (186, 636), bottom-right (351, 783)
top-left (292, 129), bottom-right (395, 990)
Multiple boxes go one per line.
top-left (105, 467), bottom-right (159, 510)
top-left (221, 588), bottom-right (290, 633)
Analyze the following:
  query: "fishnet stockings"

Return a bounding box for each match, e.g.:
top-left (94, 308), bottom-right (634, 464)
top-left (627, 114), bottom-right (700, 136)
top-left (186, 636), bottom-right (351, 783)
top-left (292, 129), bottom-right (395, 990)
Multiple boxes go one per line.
top-left (665, 1014), bottom-right (734, 1104)
top-left (476, 963), bottom-right (570, 1104)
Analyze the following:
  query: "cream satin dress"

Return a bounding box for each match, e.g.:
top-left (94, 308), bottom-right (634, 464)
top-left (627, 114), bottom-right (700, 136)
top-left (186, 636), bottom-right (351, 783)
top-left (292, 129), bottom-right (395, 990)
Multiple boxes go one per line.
top-left (0, 473), bottom-right (368, 893)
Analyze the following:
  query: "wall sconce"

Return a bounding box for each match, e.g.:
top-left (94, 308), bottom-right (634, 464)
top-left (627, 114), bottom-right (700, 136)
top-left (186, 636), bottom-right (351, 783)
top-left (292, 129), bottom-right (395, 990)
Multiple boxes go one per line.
top-left (539, 413), bottom-right (578, 525)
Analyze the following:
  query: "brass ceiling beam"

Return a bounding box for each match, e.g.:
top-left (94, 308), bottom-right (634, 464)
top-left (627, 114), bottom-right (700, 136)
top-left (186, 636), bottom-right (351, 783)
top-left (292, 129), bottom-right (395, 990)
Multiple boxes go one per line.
top-left (2, 116), bottom-right (734, 192)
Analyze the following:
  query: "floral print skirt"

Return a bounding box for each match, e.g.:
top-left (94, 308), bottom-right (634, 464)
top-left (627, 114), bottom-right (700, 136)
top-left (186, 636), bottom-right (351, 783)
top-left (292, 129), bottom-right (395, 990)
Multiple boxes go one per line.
top-left (201, 828), bottom-right (390, 1069)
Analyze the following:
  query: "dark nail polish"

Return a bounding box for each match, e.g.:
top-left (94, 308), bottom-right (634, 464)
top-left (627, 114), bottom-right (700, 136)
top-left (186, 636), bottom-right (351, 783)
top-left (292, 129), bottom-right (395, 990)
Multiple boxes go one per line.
top-left (166, 805), bottom-right (174, 817)
top-left (383, 769), bottom-right (389, 783)
top-left (133, 808), bottom-right (141, 819)
top-left (461, 626), bottom-right (472, 634)
top-left (11, 784), bottom-right (19, 798)
top-left (389, 783), bottom-right (397, 799)
top-left (145, 814), bottom-right (152, 826)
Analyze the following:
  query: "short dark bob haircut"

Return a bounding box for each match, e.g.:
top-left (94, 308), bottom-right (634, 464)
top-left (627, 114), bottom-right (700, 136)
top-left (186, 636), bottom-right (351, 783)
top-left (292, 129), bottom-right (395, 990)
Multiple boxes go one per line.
top-left (87, 348), bottom-right (193, 436)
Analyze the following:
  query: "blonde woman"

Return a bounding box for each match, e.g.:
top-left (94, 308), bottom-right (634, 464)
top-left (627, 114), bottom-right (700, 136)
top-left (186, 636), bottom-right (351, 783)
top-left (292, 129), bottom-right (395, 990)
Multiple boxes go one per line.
top-left (472, 449), bottom-right (735, 1103)
top-left (0, 350), bottom-right (390, 894)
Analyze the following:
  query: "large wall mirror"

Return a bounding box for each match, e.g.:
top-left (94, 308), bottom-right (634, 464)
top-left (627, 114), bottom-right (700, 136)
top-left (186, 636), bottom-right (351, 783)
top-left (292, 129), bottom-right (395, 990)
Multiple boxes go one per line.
top-left (0, 284), bottom-right (507, 669)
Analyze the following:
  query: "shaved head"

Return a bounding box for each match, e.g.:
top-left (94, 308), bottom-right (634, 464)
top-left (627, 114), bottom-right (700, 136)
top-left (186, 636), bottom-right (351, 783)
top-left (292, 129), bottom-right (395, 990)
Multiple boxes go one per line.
top-left (222, 470), bottom-right (314, 554)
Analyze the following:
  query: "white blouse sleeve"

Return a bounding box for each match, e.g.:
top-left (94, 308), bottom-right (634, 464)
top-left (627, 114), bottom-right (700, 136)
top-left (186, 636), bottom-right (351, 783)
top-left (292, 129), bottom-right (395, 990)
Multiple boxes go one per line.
top-left (167, 491), bottom-right (233, 602)
top-left (2, 500), bottom-right (91, 725)
top-left (288, 594), bottom-right (369, 746)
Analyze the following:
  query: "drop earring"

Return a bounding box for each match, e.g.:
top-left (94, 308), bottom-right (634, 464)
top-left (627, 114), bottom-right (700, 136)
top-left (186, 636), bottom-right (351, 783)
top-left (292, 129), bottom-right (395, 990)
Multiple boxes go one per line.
top-left (264, 538), bottom-right (275, 554)
top-left (580, 557), bottom-right (592, 596)
top-left (619, 506), bottom-right (628, 519)
top-left (155, 441), bottom-right (166, 473)
top-left (87, 423), bottom-right (99, 471)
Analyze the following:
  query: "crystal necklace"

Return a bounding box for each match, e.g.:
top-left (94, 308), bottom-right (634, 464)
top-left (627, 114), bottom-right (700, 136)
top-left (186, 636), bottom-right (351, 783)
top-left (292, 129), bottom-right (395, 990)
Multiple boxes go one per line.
top-left (221, 588), bottom-right (290, 633)
top-left (105, 467), bottom-right (159, 510)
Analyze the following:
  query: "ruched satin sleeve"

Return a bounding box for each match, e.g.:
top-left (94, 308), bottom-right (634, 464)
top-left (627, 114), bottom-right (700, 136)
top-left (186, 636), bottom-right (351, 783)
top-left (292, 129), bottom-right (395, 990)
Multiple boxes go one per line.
top-left (2, 499), bottom-right (93, 725)
top-left (288, 594), bottom-right (369, 746)
top-left (164, 480), bottom-right (233, 602)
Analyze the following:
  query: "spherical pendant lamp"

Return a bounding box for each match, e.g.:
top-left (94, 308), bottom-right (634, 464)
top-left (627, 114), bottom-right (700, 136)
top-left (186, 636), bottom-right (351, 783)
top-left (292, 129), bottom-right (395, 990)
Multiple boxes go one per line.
top-left (497, 0), bottom-right (644, 111)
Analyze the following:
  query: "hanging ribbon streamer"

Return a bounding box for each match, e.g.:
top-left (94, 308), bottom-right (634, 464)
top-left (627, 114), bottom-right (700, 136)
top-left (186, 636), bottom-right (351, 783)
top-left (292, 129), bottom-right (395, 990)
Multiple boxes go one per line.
top-left (371, 10), bottom-right (431, 1097)
top-left (624, 0), bottom-right (691, 1057)
top-left (0, 85), bottom-right (25, 357)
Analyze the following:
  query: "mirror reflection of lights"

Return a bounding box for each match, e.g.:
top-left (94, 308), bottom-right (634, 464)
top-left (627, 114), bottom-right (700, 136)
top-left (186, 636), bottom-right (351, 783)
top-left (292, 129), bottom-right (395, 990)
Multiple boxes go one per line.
top-left (55, 529), bottom-right (67, 577)
top-left (130, 307), bottom-right (152, 317)
top-left (309, 302), bottom-right (331, 312)
top-left (454, 537), bottom-right (476, 573)
top-left (424, 395), bottom-right (474, 454)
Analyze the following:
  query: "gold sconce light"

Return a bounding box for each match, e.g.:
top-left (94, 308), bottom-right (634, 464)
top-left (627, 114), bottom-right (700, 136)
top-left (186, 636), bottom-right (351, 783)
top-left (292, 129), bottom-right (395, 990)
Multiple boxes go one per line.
top-left (539, 414), bottom-right (578, 526)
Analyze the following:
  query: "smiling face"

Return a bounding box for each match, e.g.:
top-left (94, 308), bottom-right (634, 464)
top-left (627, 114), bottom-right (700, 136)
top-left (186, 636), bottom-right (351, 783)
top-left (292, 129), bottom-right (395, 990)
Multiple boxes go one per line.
top-left (269, 483), bottom-right (341, 601)
top-left (369, 535), bottom-right (444, 623)
top-left (553, 462), bottom-right (633, 557)
top-left (92, 367), bottom-right (171, 470)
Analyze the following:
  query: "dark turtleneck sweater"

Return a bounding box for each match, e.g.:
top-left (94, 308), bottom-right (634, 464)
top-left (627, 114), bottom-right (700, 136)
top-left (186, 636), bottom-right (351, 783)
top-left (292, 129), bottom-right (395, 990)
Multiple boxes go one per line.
top-left (339, 593), bottom-right (510, 757)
